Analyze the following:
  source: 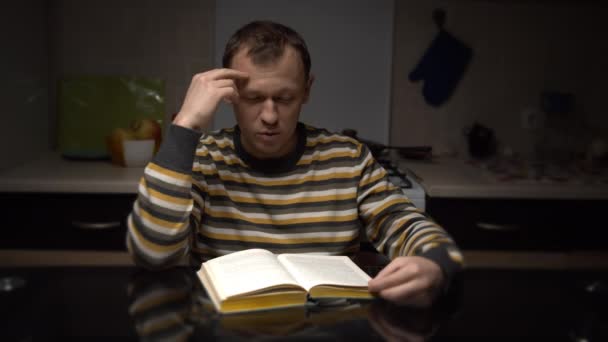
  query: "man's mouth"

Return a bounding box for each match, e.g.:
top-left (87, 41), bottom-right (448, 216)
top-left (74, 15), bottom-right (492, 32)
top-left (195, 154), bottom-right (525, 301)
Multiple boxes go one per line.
top-left (257, 131), bottom-right (280, 143)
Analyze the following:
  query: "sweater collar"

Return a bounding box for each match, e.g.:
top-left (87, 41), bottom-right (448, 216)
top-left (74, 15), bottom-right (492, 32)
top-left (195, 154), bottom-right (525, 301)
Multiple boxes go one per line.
top-left (234, 122), bottom-right (307, 174)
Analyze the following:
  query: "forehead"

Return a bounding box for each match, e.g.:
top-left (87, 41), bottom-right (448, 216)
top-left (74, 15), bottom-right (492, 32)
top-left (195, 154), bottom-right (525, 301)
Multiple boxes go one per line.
top-left (231, 46), bottom-right (306, 92)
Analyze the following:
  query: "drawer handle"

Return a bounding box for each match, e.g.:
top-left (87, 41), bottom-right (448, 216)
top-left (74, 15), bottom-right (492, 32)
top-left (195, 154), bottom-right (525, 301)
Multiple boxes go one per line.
top-left (71, 220), bottom-right (121, 230)
top-left (476, 222), bottom-right (521, 232)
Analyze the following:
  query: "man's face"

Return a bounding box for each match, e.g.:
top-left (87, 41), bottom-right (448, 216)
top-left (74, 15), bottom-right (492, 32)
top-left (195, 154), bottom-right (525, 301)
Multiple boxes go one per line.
top-left (230, 46), bottom-right (312, 160)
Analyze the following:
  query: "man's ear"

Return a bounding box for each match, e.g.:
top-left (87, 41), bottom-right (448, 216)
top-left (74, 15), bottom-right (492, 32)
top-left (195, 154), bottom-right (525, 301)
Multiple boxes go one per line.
top-left (302, 73), bottom-right (315, 103)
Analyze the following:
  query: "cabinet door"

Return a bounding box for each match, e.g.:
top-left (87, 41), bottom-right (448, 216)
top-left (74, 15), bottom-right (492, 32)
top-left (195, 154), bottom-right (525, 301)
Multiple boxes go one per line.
top-left (0, 193), bottom-right (136, 250)
top-left (426, 197), bottom-right (608, 251)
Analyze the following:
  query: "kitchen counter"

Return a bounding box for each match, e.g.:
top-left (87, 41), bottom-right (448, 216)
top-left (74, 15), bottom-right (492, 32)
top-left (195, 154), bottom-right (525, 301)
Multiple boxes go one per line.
top-left (2, 152), bottom-right (606, 199)
top-left (0, 152), bottom-right (142, 193)
top-left (396, 156), bottom-right (608, 199)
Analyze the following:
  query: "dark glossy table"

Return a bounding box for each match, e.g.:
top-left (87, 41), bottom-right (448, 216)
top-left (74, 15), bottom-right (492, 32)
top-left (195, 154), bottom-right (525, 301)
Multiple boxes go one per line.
top-left (1, 257), bottom-right (607, 341)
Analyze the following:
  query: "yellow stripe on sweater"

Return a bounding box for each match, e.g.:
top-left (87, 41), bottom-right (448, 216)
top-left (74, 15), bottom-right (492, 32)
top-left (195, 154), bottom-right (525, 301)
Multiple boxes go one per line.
top-left (196, 171), bottom-right (360, 187)
top-left (366, 198), bottom-right (411, 219)
top-left (147, 162), bottom-right (191, 181)
top-left (359, 171), bottom-right (387, 188)
top-left (297, 150), bottom-right (362, 165)
top-left (305, 135), bottom-right (356, 146)
top-left (206, 190), bottom-right (356, 205)
top-left (141, 179), bottom-right (193, 206)
top-left (204, 209), bottom-right (358, 225)
top-left (129, 219), bottom-right (186, 254)
top-left (138, 206), bottom-right (189, 230)
top-left (406, 235), bottom-right (451, 257)
top-left (199, 231), bottom-right (354, 244)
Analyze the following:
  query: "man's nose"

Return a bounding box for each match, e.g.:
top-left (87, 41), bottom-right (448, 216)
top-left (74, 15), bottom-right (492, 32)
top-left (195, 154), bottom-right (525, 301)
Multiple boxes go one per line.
top-left (260, 99), bottom-right (278, 125)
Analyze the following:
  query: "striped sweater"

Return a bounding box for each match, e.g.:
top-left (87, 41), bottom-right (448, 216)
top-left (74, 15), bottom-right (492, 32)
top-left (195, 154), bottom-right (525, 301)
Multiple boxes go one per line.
top-left (127, 123), bottom-right (463, 281)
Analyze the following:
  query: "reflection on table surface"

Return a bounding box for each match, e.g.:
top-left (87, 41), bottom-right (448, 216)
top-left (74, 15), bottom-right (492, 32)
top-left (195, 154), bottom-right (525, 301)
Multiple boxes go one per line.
top-left (127, 267), bottom-right (448, 341)
top-left (1, 253), bottom-right (607, 340)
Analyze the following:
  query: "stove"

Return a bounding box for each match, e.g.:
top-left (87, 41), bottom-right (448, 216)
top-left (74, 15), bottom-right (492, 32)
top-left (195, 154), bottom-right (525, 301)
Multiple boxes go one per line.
top-left (378, 159), bottom-right (412, 188)
top-left (377, 158), bottom-right (426, 211)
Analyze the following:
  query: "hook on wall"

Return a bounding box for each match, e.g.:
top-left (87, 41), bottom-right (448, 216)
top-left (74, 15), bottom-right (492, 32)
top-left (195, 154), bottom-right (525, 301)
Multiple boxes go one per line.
top-left (432, 8), bottom-right (446, 29)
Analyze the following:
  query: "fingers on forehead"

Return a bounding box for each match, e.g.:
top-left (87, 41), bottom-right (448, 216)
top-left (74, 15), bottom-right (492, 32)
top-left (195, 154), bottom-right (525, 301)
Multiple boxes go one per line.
top-left (217, 68), bottom-right (249, 79)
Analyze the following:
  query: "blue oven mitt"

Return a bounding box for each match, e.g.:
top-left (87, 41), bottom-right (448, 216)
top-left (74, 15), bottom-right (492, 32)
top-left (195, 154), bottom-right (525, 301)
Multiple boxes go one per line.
top-left (409, 28), bottom-right (473, 107)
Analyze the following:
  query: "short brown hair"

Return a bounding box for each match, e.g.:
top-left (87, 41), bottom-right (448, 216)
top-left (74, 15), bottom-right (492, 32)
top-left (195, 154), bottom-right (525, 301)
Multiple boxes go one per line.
top-left (222, 21), bottom-right (311, 82)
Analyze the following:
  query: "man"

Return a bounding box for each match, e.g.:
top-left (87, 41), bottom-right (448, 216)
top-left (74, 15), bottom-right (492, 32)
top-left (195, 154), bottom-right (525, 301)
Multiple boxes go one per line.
top-left (127, 20), bottom-right (463, 307)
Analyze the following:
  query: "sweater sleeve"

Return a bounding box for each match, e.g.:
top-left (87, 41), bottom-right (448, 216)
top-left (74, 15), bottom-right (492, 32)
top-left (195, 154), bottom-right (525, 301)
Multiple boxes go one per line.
top-left (356, 145), bottom-right (464, 285)
top-left (127, 268), bottom-right (196, 340)
top-left (126, 124), bottom-right (203, 269)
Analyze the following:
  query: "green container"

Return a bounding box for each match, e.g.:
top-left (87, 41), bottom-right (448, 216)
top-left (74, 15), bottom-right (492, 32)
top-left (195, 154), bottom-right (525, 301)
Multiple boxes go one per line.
top-left (57, 76), bottom-right (165, 159)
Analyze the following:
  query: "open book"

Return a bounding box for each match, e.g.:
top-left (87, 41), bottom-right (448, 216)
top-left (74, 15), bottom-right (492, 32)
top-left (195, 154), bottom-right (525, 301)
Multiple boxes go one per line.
top-left (197, 249), bottom-right (373, 314)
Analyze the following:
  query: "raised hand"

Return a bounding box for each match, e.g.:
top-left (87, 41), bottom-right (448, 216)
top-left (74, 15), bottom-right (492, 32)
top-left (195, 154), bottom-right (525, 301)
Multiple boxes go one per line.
top-left (173, 68), bottom-right (249, 131)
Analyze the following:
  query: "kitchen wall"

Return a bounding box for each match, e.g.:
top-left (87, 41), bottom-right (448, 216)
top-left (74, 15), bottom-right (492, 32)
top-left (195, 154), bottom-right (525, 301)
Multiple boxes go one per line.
top-left (0, 0), bottom-right (50, 170)
top-left (390, 0), bottom-right (607, 158)
top-left (48, 0), bottom-right (215, 146)
top-left (213, 0), bottom-right (394, 144)
top-left (4, 0), bottom-right (606, 168)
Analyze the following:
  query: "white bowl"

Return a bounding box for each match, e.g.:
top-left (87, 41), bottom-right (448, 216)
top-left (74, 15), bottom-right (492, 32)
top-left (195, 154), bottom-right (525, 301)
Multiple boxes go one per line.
top-left (123, 139), bottom-right (155, 167)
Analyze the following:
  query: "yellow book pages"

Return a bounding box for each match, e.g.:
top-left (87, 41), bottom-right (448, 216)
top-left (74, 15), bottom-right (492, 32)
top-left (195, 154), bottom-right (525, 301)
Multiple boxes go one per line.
top-left (201, 249), bottom-right (303, 300)
top-left (277, 253), bottom-right (372, 299)
top-left (197, 249), bottom-right (374, 314)
top-left (220, 290), bottom-right (307, 314)
top-left (308, 285), bottom-right (373, 299)
top-left (197, 249), bottom-right (307, 314)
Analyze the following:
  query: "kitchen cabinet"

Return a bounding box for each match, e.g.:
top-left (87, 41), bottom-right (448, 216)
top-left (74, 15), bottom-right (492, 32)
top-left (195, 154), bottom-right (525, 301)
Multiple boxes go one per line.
top-left (0, 153), bottom-right (142, 251)
top-left (0, 193), bottom-right (136, 251)
top-left (427, 197), bottom-right (608, 251)
top-left (402, 157), bottom-right (608, 252)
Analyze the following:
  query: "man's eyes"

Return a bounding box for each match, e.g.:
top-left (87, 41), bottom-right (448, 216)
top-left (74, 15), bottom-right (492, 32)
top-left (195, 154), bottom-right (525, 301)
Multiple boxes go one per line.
top-left (275, 96), bottom-right (293, 103)
top-left (243, 96), bottom-right (263, 102)
top-left (242, 95), bottom-right (294, 103)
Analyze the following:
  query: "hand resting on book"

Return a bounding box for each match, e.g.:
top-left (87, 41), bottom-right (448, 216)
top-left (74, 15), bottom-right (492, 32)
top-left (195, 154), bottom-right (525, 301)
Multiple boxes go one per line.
top-left (368, 256), bottom-right (444, 307)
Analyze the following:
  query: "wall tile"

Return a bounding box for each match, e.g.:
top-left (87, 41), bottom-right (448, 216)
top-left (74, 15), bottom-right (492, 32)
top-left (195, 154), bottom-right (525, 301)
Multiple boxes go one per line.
top-left (0, 0), bottom-right (50, 170)
top-left (49, 0), bottom-right (215, 144)
top-left (391, 0), bottom-right (608, 159)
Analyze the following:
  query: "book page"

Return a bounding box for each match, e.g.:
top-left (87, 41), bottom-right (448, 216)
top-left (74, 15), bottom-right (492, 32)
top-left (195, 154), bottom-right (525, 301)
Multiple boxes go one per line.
top-left (277, 254), bottom-right (372, 292)
top-left (203, 249), bottom-right (301, 300)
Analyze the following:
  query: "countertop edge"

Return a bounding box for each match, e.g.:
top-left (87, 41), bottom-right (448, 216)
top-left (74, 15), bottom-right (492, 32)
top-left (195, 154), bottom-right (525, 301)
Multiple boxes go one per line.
top-left (398, 157), bottom-right (608, 200)
top-left (2, 250), bottom-right (608, 270)
top-left (0, 250), bottom-right (189, 267)
top-left (0, 152), bottom-right (142, 194)
top-left (0, 181), bottom-right (139, 194)
top-left (424, 185), bottom-right (608, 200)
